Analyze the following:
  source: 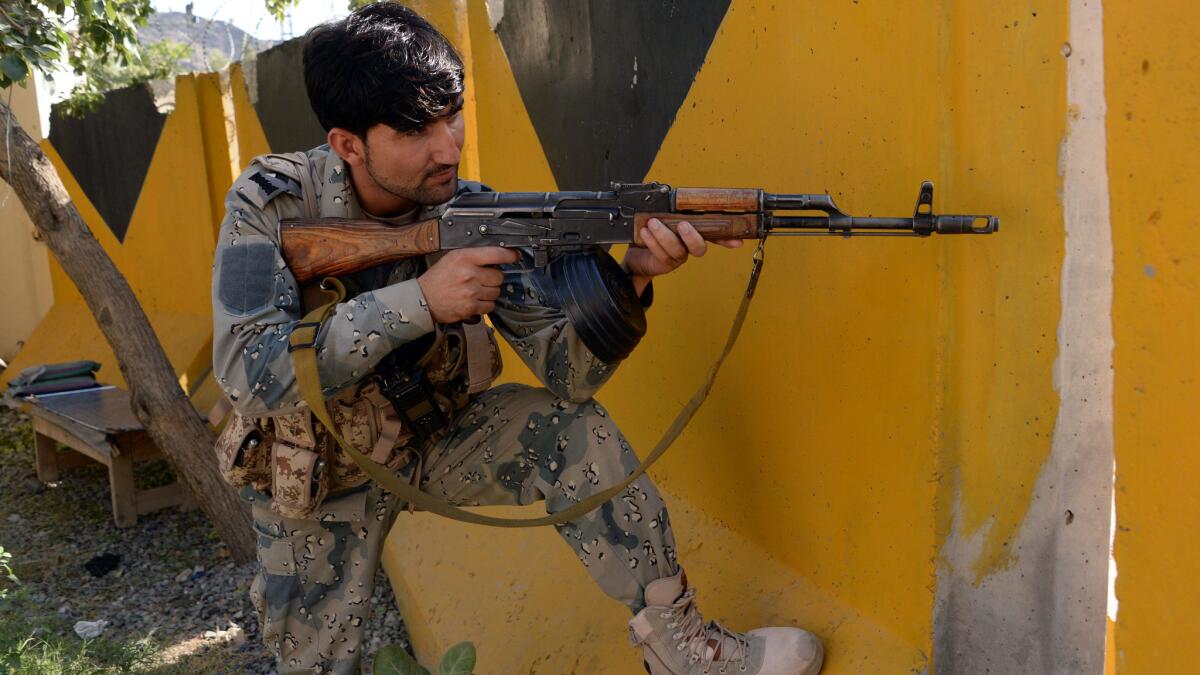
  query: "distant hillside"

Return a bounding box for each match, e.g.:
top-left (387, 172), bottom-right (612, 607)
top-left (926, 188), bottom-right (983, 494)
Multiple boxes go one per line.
top-left (138, 11), bottom-right (276, 71)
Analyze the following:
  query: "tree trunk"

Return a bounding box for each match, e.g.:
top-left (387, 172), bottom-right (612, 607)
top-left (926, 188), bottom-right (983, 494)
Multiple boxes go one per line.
top-left (0, 99), bottom-right (254, 562)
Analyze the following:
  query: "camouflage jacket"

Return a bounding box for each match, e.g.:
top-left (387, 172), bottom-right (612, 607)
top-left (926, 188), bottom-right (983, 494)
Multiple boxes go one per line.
top-left (211, 145), bottom-right (620, 418)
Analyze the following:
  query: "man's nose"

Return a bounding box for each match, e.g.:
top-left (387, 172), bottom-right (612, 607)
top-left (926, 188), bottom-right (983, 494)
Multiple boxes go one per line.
top-left (430, 120), bottom-right (462, 165)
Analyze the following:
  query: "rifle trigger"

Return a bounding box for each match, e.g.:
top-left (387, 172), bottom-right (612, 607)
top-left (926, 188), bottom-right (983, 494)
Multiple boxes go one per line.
top-left (533, 248), bottom-right (550, 268)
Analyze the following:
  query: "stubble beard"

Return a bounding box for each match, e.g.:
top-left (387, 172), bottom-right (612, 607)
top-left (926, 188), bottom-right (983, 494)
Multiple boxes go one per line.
top-left (364, 146), bottom-right (458, 208)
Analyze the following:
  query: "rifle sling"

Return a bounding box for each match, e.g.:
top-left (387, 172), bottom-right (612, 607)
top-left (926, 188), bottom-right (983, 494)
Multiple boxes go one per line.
top-left (287, 239), bottom-right (767, 527)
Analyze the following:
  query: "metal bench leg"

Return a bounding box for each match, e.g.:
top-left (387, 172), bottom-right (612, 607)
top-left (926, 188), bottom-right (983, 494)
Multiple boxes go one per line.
top-left (34, 431), bottom-right (60, 483)
top-left (109, 451), bottom-right (138, 528)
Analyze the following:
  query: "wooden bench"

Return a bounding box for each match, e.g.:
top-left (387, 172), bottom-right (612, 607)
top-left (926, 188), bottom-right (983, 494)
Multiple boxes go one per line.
top-left (8, 386), bottom-right (193, 528)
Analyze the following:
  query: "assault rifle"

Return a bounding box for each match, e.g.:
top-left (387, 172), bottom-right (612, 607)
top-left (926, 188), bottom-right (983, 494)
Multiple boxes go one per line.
top-left (280, 180), bottom-right (996, 280)
top-left (280, 181), bottom-right (997, 360)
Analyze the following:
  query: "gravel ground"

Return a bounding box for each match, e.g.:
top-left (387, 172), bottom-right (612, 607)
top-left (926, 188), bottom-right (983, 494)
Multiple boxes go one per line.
top-left (0, 405), bottom-right (409, 673)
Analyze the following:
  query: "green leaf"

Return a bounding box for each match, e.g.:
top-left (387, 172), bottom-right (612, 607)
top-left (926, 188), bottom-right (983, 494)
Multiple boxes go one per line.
top-left (436, 642), bottom-right (476, 675)
top-left (374, 645), bottom-right (431, 675)
top-left (0, 54), bottom-right (29, 83)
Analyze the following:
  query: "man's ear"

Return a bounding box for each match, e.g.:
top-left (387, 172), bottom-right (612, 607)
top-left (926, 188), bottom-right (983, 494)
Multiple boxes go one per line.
top-left (327, 127), bottom-right (365, 167)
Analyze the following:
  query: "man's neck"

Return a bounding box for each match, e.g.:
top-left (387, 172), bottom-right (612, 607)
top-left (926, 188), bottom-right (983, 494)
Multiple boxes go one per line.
top-left (347, 162), bottom-right (416, 218)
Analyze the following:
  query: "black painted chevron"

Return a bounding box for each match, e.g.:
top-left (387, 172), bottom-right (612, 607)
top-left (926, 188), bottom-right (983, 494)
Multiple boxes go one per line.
top-left (495, 0), bottom-right (731, 190)
top-left (48, 84), bottom-right (166, 243)
top-left (254, 38), bottom-right (327, 154)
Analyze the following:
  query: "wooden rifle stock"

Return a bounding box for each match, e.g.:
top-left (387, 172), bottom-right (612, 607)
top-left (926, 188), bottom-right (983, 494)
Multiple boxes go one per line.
top-left (280, 217), bottom-right (441, 285)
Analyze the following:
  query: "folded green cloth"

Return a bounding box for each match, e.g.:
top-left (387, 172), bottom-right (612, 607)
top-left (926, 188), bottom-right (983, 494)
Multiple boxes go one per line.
top-left (9, 360), bottom-right (101, 387)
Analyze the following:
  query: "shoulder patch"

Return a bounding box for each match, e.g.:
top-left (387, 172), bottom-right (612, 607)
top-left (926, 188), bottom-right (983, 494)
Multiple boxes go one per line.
top-left (235, 169), bottom-right (303, 210)
top-left (253, 152), bottom-right (309, 180)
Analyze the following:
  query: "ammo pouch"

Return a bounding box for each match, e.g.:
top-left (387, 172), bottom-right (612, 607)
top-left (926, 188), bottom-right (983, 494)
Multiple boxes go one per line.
top-left (213, 406), bottom-right (336, 519)
top-left (323, 320), bottom-right (503, 492)
top-left (214, 412), bottom-right (271, 493)
top-left (267, 409), bottom-right (331, 519)
top-left (324, 382), bottom-right (415, 491)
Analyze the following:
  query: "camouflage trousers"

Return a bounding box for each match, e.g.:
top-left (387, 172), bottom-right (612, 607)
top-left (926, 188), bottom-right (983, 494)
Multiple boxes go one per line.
top-left (248, 383), bottom-right (680, 674)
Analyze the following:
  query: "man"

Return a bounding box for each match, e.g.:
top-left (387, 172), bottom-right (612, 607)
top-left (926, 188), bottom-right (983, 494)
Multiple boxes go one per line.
top-left (211, 4), bottom-right (824, 674)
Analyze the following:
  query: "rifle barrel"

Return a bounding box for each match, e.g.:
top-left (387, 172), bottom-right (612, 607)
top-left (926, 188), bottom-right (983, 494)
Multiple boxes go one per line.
top-left (770, 216), bottom-right (914, 230)
top-left (768, 214), bottom-right (998, 235)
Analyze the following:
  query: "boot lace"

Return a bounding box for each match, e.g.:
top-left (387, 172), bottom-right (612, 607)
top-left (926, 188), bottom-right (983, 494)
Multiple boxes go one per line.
top-left (662, 588), bottom-right (750, 673)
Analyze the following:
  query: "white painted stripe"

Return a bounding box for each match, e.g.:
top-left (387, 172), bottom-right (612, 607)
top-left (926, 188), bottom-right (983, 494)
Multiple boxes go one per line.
top-left (1062, 0), bottom-right (1116, 625)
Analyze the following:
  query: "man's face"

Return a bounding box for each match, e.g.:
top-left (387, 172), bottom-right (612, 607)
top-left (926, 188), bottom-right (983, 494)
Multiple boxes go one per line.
top-left (361, 100), bottom-right (466, 208)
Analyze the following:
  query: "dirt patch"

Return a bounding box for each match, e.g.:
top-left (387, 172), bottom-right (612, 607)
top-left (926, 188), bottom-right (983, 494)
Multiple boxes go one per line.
top-left (0, 406), bottom-right (408, 673)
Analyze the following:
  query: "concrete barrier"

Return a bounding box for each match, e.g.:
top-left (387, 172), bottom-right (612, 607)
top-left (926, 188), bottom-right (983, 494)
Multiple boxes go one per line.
top-left (5, 1), bottom-right (1198, 671)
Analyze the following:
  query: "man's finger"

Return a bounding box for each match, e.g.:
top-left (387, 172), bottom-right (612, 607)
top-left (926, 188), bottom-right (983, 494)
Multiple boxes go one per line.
top-left (476, 300), bottom-right (496, 315)
top-left (715, 239), bottom-right (744, 249)
top-left (477, 285), bottom-right (501, 301)
top-left (641, 226), bottom-right (674, 265)
top-left (477, 266), bottom-right (505, 287)
top-left (648, 219), bottom-right (688, 263)
top-left (461, 246), bottom-right (522, 266)
top-left (678, 222), bottom-right (708, 257)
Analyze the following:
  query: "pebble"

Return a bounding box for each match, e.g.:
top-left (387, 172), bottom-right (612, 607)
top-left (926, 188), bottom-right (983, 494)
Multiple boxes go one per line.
top-left (174, 565), bottom-right (205, 583)
top-left (74, 619), bottom-right (109, 639)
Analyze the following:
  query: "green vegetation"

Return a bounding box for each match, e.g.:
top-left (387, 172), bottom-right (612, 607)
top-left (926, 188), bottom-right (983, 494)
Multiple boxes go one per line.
top-left (0, 0), bottom-right (154, 111)
top-left (375, 641), bottom-right (477, 675)
top-left (0, 545), bottom-right (16, 599)
top-left (205, 48), bottom-right (229, 72)
top-left (0, 586), bottom-right (159, 674)
top-left (91, 38), bottom-right (190, 92)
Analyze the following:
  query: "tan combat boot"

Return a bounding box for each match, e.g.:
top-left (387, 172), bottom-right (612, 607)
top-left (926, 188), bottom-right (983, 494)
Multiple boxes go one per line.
top-left (629, 570), bottom-right (823, 675)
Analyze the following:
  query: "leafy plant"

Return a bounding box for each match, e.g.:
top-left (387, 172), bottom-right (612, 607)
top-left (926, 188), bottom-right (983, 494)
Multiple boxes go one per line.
top-left (91, 38), bottom-right (190, 91)
top-left (374, 641), bottom-right (477, 675)
top-left (0, 0), bottom-right (154, 110)
top-left (206, 47), bottom-right (230, 72)
top-left (0, 545), bottom-right (16, 600)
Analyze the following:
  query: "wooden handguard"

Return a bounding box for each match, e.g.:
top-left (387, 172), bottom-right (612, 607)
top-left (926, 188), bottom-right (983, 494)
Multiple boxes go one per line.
top-left (633, 213), bottom-right (760, 245)
top-left (280, 217), bottom-right (441, 284)
top-left (674, 187), bottom-right (761, 212)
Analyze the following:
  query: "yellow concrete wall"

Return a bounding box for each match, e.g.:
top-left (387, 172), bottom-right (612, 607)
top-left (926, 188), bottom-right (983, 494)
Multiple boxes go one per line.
top-left (381, 1), bottom-right (1070, 672)
top-left (7, 2), bottom-right (1160, 670)
top-left (933, 1), bottom-right (1066, 584)
top-left (1, 75), bottom-right (235, 410)
top-left (1108, 1), bottom-right (1200, 671)
top-left (0, 84), bottom-right (54, 363)
top-left (228, 63), bottom-right (271, 172)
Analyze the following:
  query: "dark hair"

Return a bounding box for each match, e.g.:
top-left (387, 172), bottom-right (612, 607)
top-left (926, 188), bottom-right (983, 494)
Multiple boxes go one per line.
top-left (302, 2), bottom-right (464, 138)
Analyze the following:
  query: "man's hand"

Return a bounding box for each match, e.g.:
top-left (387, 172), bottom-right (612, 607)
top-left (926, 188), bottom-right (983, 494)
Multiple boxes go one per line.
top-left (418, 247), bottom-right (520, 324)
top-left (624, 219), bottom-right (744, 295)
